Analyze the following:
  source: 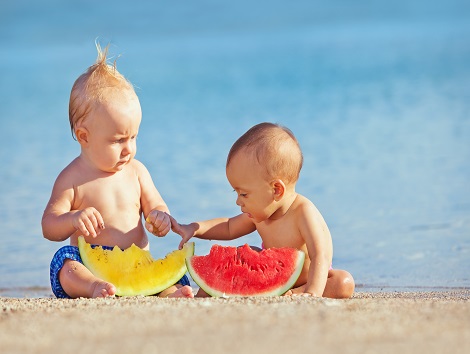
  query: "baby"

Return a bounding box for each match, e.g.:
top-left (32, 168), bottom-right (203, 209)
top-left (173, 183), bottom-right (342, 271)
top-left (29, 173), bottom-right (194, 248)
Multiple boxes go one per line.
top-left (42, 44), bottom-right (193, 298)
top-left (172, 122), bottom-right (355, 298)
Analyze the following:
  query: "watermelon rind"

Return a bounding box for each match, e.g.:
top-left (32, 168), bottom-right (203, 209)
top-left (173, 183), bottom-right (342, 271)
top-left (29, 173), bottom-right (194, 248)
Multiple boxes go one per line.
top-left (78, 236), bottom-right (194, 296)
top-left (186, 245), bottom-right (305, 297)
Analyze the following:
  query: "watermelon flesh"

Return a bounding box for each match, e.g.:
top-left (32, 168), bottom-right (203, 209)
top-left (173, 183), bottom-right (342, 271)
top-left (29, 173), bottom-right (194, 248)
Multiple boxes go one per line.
top-left (78, 236), bottom-right (194, 296)
top-left (186, 244), bottom-right (305, 297)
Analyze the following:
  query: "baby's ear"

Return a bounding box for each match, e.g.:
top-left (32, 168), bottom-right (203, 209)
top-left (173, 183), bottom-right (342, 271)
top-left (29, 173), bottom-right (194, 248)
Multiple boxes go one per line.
top-left (271, 179), bottom-right (285, 201)
top-left (75, 127), bottom-right (89, 145)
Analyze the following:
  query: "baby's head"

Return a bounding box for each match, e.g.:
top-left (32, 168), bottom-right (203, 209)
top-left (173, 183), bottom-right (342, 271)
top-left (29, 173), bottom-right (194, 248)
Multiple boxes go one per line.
top-left (227, 122), bottom-right (303, 186)
top-left (69, 43), bottom-right (138, 139)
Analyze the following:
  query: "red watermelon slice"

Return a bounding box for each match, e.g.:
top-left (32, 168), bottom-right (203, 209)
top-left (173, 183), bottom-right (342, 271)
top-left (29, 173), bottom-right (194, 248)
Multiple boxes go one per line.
top-left (186, 244), bottom-right (305, 297)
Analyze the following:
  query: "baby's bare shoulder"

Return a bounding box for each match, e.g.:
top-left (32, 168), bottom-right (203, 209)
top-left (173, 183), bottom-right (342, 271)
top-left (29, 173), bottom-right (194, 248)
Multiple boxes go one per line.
top-left (127, 159), bottom-right (149, 175)
top-left (53, 158), bottom-right (83, 187)
top-left (293, 194), bottom-right (316, 210)
top-left (293, 194), bottom-right (324, 219)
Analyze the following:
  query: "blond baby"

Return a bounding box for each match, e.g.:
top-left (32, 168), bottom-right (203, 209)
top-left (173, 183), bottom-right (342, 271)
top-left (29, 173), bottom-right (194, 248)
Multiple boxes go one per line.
top-left (42, 44), bottom-right (193, 298)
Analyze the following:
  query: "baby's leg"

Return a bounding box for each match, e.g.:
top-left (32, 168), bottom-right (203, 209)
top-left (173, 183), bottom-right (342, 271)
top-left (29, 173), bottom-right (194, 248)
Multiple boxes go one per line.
top-left (323, 269), bottom-right (355, 299)
top-left (159, 284), bottom-right (194, 298)
top-left (59, 259), bottom-right (116, 298)
top-left (284, 270), bottom-right (355, 298)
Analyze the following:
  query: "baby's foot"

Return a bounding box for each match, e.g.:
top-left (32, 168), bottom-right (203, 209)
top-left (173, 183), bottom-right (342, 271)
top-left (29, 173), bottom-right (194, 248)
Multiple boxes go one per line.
top-left (283, 286), bottom-right (304, 296)
top-left (168, 285), bottom-right (194, 298)
top-left (91, 281), bottom-right (116, 298)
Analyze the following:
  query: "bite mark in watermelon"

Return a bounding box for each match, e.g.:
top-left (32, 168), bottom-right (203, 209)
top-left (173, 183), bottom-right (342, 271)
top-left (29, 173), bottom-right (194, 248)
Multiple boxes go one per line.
top-left (78, 236), bottom-right (194, 296)
top-left (186, 244), bottom-right (305, 297)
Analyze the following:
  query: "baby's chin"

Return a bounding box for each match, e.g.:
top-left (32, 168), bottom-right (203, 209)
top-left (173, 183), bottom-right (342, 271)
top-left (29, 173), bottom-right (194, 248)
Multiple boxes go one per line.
top-left (245, 212), bottom-right (264, 223)
top-left (110, 160), bottom-right (130, 172)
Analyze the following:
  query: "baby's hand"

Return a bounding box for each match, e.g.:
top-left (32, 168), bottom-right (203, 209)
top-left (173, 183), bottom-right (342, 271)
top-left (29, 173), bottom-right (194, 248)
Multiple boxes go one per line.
top-left (72, 207), bottom-right (105, 238)
top-left (169, 215), bottom-right (196, 249)
top-left (145, 210), bottom-right (171, 237)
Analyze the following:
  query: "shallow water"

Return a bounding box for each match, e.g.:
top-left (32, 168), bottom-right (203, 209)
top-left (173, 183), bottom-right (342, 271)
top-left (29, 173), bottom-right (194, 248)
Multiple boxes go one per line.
top-left (1, 1), bottom-right (469, 295)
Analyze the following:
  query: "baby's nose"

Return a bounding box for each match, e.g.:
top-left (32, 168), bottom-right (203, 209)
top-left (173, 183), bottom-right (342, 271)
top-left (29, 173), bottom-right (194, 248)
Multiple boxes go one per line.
top-left (122, 141), bottom-right (134, 155)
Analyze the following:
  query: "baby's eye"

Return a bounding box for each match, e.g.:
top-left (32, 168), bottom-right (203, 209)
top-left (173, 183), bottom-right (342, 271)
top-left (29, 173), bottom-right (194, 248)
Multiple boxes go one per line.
top-left (232, 189), bottom-right (247, 197)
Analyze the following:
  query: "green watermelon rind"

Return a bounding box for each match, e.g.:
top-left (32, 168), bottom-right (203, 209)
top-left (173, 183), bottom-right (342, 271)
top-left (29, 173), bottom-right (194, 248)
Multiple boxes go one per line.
top-left (186, 247), bottom-right (305, 297)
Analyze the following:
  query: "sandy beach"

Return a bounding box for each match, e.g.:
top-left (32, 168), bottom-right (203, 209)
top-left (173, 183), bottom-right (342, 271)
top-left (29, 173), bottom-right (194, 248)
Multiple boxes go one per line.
top-left (1, 290), bottom-right (469, 354)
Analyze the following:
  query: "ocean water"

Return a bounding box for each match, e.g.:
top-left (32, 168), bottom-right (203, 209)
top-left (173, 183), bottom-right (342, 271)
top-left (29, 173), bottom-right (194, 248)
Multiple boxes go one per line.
top-left (1, 0), bottom-right (469, 296)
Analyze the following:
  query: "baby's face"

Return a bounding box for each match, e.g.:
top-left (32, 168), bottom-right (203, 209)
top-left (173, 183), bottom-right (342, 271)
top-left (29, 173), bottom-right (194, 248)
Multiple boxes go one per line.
top-left (84, 91), bottom-right (142, 173)
top-left (226, 151), bottom-right (278, 223)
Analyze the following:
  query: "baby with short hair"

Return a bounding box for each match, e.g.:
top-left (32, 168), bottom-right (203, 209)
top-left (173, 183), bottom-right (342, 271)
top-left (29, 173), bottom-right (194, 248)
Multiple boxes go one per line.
top-left (172, 122), bottom-right (355, 298)
top-left (42, 44), bottom-right (193, 298)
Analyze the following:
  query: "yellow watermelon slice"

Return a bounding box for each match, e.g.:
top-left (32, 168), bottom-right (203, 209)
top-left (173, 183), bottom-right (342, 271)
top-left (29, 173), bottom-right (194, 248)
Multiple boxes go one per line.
top-left (78, 236), bottom-right (194, 296)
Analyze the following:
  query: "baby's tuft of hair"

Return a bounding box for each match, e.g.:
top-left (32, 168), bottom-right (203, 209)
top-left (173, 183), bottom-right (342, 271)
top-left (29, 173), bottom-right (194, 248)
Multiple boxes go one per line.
top-left (68, 42), bottom-right (135, 139)
top-left (227, 122), bottom-right (303, 184)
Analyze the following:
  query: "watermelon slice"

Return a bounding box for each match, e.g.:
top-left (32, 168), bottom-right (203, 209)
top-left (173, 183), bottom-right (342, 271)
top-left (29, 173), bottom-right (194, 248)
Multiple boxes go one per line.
top-left (186, 244), bottom-right (305, 297)
top-left (78, 236), bottom-right (194, 296)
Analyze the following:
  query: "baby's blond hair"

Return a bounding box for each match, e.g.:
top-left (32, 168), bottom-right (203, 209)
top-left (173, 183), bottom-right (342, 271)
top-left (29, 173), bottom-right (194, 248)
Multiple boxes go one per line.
top-left (227, 122), bottom-right (303, 184)
top-left (68, 42), bottom-right (135, 138)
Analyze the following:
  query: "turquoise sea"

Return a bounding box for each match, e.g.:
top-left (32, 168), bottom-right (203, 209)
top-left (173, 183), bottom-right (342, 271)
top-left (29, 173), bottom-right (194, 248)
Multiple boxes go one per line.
top-left (1, 0), bottom-right (469, 297)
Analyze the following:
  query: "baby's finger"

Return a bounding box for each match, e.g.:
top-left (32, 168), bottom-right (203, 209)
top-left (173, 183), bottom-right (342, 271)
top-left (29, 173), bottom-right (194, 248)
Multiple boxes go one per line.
top-left (145, 220), bottom-right (154, 234)
top-left (169, 215), bottom-right (181, 234)
top-left (145, 209), bottom-right (161, 226)
top-left (93, 210), bottom-right (105, 229)
top-left (82, 217), bottom-right (98, 237)
top-left (153, 212), bottom-right (166, 229)
top-left (146, 213), bottom-right (161, 232)
top-left (178, 234), bottom-right (193, 250)
top-left (86, 213), bottom-right (101, 235)
top-left (156, 223), bottom-right (171, 237)
top-left (75, 219), bottom-right (90, 237)
top-left (156, 215), bottom-right (171, 235)
top-left (77, 217), bottom-right (97, 238)
top-left (145, 212), bottom-right (159, 234)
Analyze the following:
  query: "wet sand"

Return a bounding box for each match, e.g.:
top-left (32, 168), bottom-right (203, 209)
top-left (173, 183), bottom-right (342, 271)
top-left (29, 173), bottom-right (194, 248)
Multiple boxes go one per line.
top-left (1, 290), bottom-right (469, 354)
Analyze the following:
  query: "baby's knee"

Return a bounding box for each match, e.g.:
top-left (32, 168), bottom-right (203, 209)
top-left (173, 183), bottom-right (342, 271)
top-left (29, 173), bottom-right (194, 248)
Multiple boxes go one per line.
top-left (59, 258), bottom-right (80, 277)
top-left (338, 270), bottom-right (355, 298)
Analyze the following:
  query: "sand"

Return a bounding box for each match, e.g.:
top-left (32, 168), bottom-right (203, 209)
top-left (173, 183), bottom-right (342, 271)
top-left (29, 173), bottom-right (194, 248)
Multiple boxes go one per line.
top-left (1, 290), bottom-right (469, 354)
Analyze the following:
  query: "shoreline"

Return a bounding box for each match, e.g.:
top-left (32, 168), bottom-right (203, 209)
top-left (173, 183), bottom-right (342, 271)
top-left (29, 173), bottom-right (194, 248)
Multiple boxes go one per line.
top-left (1, 290), bottom-right (469, 353)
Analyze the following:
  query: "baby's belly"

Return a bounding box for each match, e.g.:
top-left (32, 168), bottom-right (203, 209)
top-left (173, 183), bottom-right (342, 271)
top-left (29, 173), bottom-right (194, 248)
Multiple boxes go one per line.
top-left (70, 223), bottom-right (149, 250)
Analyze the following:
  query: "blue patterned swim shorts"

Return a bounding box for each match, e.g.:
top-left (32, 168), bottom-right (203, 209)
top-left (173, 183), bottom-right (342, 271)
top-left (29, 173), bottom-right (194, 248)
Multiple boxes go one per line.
top-left (50, 245), bottom-right (190, 298)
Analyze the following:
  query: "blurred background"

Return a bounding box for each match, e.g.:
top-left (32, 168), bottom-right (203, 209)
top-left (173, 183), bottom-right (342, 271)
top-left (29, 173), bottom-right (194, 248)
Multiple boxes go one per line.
top-left (0, 0), bottom-right (469, 296)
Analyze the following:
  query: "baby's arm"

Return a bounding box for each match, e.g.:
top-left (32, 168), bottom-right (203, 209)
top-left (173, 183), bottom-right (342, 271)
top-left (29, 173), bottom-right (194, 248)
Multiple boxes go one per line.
top-left (297, 203), bottom-right (333, 297)
top-left (171, 213), bottom-right (256, 249)
top-left (134, 160), bottom-right (171, 236)
top-left (42, 170), bottom-right (104, 241)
